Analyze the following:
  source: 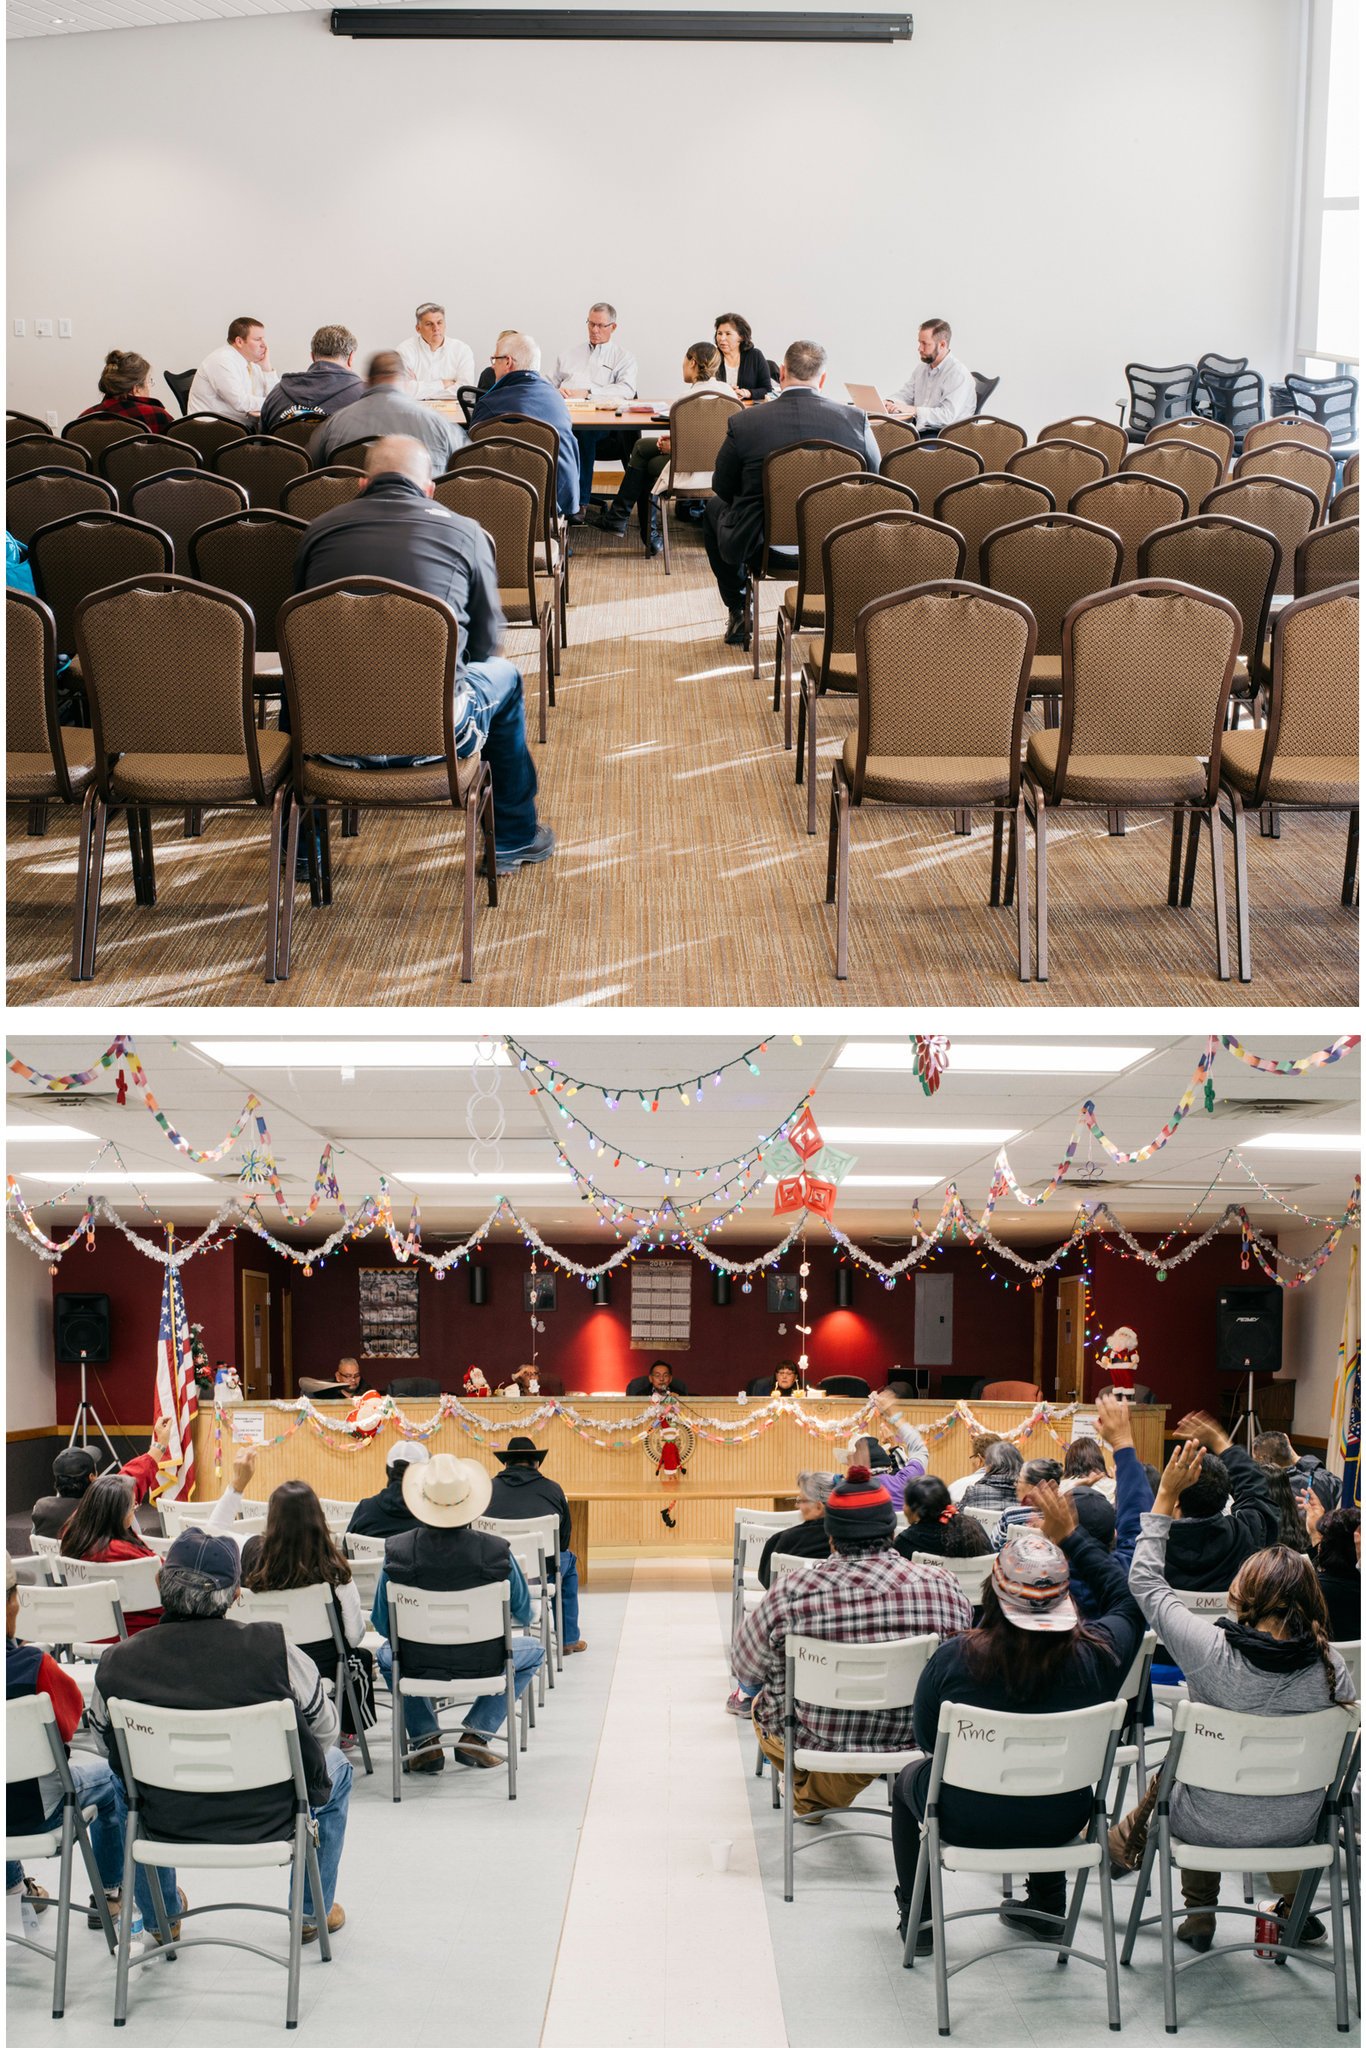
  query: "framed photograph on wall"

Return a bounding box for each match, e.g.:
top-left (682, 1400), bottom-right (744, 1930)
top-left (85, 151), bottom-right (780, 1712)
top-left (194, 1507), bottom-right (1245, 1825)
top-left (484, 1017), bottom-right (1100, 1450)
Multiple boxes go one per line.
top-left (358, 1267), bottom-right (420, 1357)
top-left (767, 1273), bottom-right (800, 1313)
top-left (524, 1272), bottom-right (558, 1313)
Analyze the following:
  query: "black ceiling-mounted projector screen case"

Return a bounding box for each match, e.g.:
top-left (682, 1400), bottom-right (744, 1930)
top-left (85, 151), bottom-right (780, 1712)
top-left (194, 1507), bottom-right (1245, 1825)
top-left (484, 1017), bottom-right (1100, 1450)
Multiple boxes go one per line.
top-left (330, 10), bottom-right (913, 42)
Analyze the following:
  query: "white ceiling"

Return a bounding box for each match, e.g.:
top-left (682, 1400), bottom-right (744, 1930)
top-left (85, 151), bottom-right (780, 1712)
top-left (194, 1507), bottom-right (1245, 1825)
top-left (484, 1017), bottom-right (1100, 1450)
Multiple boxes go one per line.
top-left (5, 1030), bottom-right (1360, 1251)
top-left (9, 0), bottom-right (317, 39)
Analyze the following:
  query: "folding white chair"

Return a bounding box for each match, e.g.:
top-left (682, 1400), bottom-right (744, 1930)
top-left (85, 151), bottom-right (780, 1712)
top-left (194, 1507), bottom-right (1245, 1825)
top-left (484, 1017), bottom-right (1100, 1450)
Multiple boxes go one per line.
top-left (347, 1554), bottom-right (382, 1612)
top-left (781, 1632), bottom-right (939, 1901)
top-left (961, 1507), bottom-right (1002, 1543)
top-left (926, 1552), bottom-right (995, 1607)
top-left (235, 1582), bottom-right (374, 1776)
top-left (318, 1500), bottom-right (358, 1534)
top-left (904, 1696), bottom-right (1128, 2035)
top-left (474, 1513), bottom-right (562, 1696)
top-left (28, 1534), bottom-right (64, 1582)
top-left (57, 1553), bottom-right (162, 1621)
top-left (105, 1695), bottom-right (333, 2028)
top-left (385, 1580), bottom-right (524, 1804)
top-left (768, 1551), bottom-right (822, 1581)
top-left (6, 1694), bottom-right (118, 2017)
top-left (141, 1534), bottom-right (174, 1559)
top-left (731, 1510), bottom-right (802, 1652)
top-left (343, 1532), bottom-right (387, 1563)
top-left (15, 1578), bottom-right (127, 1692)
top-left (1108, 1630), bottom-right (1160, 1822)
top-left (161, 1501), bottom-right (266, 1539)
top-left (1120, 1697), bottom-right (1360, 2033)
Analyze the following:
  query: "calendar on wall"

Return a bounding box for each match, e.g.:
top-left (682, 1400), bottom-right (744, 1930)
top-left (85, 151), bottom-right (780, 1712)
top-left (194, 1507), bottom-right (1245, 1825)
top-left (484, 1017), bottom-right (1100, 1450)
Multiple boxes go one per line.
top-left (358, 1268), bottom-right (420, 1357)
top-left (630, 1262), bottom-right (691, 1352)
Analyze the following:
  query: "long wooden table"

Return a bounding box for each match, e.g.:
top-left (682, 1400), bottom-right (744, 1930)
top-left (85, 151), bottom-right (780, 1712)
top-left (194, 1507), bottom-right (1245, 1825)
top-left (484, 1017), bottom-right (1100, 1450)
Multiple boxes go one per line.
top-left (189, 1397), bottom-right (1167, 1575)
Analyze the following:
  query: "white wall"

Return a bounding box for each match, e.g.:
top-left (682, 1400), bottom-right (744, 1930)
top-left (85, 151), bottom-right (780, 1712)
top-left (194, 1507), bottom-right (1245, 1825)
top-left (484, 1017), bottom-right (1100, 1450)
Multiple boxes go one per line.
top-left (1282, 1230), bottom-right (1357, 1440)
top-left (8, 0), bottom-right (1302, 435)
top-left (7, 1234), bottom-right (57, 1433)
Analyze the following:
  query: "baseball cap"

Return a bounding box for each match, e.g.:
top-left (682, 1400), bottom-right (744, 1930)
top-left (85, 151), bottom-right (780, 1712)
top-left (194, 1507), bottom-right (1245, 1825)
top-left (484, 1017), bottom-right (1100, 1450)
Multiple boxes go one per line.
top-left (992, 1531), bottom-right (1078, 1633)
top-left (53, 1448), bottom-right (99, 1493)
top-left (385, 1441), bottom-right (430, 1472)
top-left (1072, 1489), bottom-right (1117, 1549)
top-left (164, 1529), bottom-right (242, 1589)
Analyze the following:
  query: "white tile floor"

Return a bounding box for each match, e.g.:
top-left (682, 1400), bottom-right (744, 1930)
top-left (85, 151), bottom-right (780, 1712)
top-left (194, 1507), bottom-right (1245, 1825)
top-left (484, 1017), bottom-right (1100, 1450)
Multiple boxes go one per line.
top-left (6, 1558), bottom-right (1357, 2045)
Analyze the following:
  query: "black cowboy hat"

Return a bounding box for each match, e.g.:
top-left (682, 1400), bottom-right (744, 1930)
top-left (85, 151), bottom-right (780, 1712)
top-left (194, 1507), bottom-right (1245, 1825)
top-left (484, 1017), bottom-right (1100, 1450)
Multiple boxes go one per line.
top-left (494, 1434), bottom-right (549, 1466)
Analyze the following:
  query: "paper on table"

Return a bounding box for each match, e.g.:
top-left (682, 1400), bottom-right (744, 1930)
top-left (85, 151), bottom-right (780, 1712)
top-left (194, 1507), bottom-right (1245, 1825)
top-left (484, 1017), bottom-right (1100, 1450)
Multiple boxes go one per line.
top-left (231, 1410), bottom-right (266, 1443)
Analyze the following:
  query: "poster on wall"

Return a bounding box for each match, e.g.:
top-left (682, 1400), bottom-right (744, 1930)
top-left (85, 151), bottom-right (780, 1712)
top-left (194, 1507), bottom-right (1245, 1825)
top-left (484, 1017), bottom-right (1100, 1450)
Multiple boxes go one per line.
top-left (358, 1269), bottom-right (420, 1357)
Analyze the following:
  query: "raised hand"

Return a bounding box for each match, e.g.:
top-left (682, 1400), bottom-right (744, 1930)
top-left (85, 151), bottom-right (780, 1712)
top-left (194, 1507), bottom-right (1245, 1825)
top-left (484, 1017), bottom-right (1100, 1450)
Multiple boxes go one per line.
top-left (1032, 1480), bottom-right (1078, 1548)
top-left (1175, 1410), bottom-right (1230, 1455)
top-left (1154, 1438), bottom-right (1206, 1516)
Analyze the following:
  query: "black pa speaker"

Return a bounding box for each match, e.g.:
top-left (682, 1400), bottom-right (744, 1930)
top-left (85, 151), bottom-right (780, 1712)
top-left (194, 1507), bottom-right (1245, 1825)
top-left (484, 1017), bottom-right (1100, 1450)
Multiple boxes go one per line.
top-left (1216, 1286), bottom-right (1283, 1375)
top-left (54, 1293), bottom-right (112, 1365)
top-left (469, 1265), bottom-right (489, 1306)
top-left (835, 1266), bottom-right (854, 1309)
top-left (712, 1272), bottom-right (732, 1306)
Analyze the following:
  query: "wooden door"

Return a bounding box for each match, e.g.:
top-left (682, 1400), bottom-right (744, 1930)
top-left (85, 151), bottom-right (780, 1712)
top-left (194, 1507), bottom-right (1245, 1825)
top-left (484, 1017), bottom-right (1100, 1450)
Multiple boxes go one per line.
top-left (241, 1271), bottom-right (271, 1399)
top-left (1055, 1277), bottom-right (1087, 1403)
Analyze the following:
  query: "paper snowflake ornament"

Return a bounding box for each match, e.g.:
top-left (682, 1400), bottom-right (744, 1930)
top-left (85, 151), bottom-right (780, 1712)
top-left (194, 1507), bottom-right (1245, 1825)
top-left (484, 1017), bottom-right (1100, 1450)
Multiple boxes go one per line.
top-left (913, 1036), bottom-right (951, 1097)
top-left (803, 1177), bottom-right (838, 1218)
top-left (773, 1176), bottom-right (808, 1216)
top-left (788, 1105), bottom-right (824, 1162)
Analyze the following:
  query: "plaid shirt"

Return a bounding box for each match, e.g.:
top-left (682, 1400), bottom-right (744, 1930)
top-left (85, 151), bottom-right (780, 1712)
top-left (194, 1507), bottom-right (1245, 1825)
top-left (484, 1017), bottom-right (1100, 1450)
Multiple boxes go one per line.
top-left (80, 393), bottom-right (175, 436)
top-left (734, 1547), bottom-right (973, 1751)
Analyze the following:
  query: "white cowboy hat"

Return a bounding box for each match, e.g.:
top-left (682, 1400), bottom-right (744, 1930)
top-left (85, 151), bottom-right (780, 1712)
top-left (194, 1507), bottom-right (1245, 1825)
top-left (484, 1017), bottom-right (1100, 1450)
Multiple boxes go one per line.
top-left (401, 1452), bottom-right (493, 1529)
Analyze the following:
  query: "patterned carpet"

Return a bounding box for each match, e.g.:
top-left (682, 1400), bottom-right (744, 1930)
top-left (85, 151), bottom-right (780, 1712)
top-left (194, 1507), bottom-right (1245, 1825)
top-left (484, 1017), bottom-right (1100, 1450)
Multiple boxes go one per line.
top-left (7, 518), bottom-right (1357, 1007)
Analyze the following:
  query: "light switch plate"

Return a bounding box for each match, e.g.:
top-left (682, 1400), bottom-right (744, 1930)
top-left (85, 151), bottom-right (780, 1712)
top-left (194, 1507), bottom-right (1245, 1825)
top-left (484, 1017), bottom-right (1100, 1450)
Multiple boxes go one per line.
top-left (58, 318), bottom-right (73, 339)
top-left (34, 318), bottom-right (53, 338)
top-left (12, 318), bottom-right (25, 338)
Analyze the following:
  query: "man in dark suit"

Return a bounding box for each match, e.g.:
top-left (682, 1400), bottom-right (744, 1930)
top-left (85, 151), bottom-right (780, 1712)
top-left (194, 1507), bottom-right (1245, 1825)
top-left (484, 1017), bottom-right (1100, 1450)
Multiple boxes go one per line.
top-left (625, 1360), bottom-right (689, 1398)
top-left (705, 338), bottom-right (881, 647)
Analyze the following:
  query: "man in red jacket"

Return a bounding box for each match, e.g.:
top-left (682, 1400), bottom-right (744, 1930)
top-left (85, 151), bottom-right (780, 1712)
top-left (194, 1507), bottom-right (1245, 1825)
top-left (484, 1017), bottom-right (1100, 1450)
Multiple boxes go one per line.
top-left (5, 1554), bottom-right (127, 1926)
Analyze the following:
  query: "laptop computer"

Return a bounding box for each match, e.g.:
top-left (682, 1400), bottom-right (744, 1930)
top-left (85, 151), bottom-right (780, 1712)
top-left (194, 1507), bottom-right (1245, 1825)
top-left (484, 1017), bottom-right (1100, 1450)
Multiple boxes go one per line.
top-left (846, 381), bottom-right (888, 414)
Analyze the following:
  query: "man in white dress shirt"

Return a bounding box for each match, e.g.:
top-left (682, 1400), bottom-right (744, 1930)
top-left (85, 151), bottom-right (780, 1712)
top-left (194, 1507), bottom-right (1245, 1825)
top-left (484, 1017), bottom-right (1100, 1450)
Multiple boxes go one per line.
top-left (886, 317), bottom-right (976, 431)
top-left (553, 301), bottom-right (639, 518)
top-left (397, 303), bottom-right (476, 402)
top-left (188, 316), bottom-right (279, 425)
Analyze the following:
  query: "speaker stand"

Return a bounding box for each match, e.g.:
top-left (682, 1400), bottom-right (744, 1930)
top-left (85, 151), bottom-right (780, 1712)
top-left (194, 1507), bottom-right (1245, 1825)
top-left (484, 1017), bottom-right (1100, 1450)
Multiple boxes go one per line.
top-left (66, 1354), bottom-right (121, 1472)
top-left (1226, 1370), bottom-right (1263, 1454)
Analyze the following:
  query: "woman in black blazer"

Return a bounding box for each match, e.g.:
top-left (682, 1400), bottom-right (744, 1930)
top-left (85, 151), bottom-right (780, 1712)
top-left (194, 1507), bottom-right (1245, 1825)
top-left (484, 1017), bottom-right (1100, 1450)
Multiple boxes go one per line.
top-left (715, 312), bottom-right (774, 399)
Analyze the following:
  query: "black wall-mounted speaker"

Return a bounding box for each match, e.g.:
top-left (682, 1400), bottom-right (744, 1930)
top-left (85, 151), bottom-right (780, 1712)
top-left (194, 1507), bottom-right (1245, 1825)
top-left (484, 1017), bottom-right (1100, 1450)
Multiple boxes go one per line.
top-left (713, 1272), bottom-right (732, 1307)
top-left (1216, 1286), bottom-right (1283, 1375)
top-left (591, 1275), bottom-right (611, 1306)
top-left (54, 1293), bottom-right (112, 1365)
top-left (835, 1267), bottom-right (854, 1309)
top-left (469, 1266), bottom-right (490, 1307)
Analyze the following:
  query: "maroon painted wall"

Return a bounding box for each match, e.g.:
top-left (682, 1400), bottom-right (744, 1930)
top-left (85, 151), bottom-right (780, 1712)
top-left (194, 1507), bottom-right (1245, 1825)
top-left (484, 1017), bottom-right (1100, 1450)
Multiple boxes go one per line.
top-left (42, 1226), bottom-right (1267, 1423)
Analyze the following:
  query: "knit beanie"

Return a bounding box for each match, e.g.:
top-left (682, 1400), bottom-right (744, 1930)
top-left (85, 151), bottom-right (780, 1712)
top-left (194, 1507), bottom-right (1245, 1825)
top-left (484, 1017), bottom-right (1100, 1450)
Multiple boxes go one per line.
top-left (824, 1464), bottom-right (895, 1542)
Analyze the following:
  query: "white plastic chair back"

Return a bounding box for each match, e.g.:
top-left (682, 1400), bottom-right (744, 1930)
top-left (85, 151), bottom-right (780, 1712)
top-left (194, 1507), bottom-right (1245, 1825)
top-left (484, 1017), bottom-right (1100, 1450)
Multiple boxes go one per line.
top-left (160, 1501), bottom-right (218, 1534)
top-left (788, 1632), bottom-right (938, 1713)
top-left (473, 1515), bottom-right (548, 1581)
top-left (937, 1696), bottom-right (1127, 1797)
top-left (1119, 1630), bottom-right (1159, 1704)
top-left (319, 1499), bottom-right (358, 1527)
top-left (1334, 1639), bottom-right (1360, 1693)
top-left (1170, 1697), bottom-right (1360, 1797)
top-left (29, 1533), bottom-right (63, 1579)
top-left (345, 1532), bottom-right (387, 1561)
top-left (348, 1556), bottom-right (381, 1607)
top-left (108, 1694), bottom-right (297, 1794)
top-left (142, 1533), bottom-right (174, 1558)
top-left (57, 1553), bottom-right (162, 1610)
top-left (929, 1552), bottom-right (995, 1603)
top-left (6, 1691), bottom-right (62, 1785)
top-left (769, 1551), bottom-right (821, 1581)
top-left (16, 1578), bottom-right (121, 1646)
top-left (734, 1508), bottom-right (804, 1533)
top-left (235, 1580), bottom-right (335, 1642)
top-left (389, 1577), bottom-right (507, 1649)
top-left (962, 1507), bottom-right (1002, 1540)
top-left (1168, 1587), bottom-right (1230, 1616)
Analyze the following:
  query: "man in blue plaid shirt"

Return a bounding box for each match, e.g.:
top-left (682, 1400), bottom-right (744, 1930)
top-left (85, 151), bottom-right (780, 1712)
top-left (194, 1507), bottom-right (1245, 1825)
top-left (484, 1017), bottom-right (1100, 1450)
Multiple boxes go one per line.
top-left (734, 1462), bottom-right (973, 1816)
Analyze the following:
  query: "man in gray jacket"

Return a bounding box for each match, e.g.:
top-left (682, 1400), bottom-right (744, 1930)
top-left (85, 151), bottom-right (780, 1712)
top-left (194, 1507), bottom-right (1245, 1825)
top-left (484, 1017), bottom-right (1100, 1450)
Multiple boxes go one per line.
top-left (309, 350), bottom-right (465, 476)
top-left (293, 437), bottom-right (551, 872)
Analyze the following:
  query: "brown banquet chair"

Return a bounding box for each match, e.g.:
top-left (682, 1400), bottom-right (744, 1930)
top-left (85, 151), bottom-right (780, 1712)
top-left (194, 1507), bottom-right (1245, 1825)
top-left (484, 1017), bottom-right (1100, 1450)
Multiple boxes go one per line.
top-left (1038, 415), bottom-right (1127, 473)
top-left (7, 469), bottom-right (117, 547)
top-left (980, 513), bottom-right (1123, 727)
top-left (1070, 472), bottom-right (1189, 579)
top-left (1005, 438), bottom-right (1108, 510)
top-left (1202, 475), bottom-right (1319, 597)
top-left (1138, 515), bottom-right (1280, 725)
top-left (932, 472), bottom-right (1055, 582)
top-left (7, 587), bottom-right (95, 845)
top-left (433, 468), bottom-right (555, 743)
top-left (125, 470), bottom-right (249, 571)
top-left (1145, 413), bottom-right (1235, 474)
top-left (1233, 441), bottom-right (1336, 521)
top-left (652, 387), bottom-right (743, 574)
top-left (940, 414), bottom-right (1028, 474)
top-left (746, 441), bottom-right (866, 681)
top-left (1294, 519), bottom-right (1359, 597)
top-left (1120, 439), bottom-right (1224, 508)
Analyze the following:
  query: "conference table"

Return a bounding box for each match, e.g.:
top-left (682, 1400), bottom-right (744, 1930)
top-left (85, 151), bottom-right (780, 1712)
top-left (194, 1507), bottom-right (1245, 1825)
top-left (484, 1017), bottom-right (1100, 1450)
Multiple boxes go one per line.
top-left (190, 1395), bottom-right (1167, 1581)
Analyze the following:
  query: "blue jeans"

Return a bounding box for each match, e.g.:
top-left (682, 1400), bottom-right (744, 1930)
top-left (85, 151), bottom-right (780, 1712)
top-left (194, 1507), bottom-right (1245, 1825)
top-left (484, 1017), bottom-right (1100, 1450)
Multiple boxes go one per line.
top-left (107, 1748), bottom-right (351, 1927)
top-left (7, 1757), bottom-right (125, 1895)
top-left (377, 1637), bottom-right (544, 1741)
top-left (557, 1551), bottom-right (580, 1644)
top-left (462, 656), bottom-right (540, 857)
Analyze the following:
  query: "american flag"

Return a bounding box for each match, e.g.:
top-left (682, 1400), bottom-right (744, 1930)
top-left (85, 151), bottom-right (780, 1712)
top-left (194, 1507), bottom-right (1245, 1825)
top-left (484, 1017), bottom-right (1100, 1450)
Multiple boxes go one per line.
top-left (152, 1264), bottom-right (198, 1504)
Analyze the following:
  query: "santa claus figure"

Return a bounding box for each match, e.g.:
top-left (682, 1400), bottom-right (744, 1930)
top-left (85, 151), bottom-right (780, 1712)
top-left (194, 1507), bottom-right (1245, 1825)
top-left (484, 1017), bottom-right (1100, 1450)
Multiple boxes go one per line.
top-left (1098, 1326), bottom-right (1140, 1399)
top-left (463, 1367), bottom-right (492, 1399)
top-left (348, 1391), bottom-right (389, 1436)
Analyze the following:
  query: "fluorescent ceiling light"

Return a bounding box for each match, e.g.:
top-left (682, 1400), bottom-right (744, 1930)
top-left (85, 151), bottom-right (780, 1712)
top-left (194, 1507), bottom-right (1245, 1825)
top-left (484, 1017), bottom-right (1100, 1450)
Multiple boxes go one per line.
top-left (842, 1174), bottom-right (942, 1189)
top-left (30, 1171), bottom-right (215, 1186)
top-left (389, 1171), bottom-right (567, 1186)
top-left (1239, 1133), bottom-right (1361, 1154)
top-left (820, 1125), bottom-right (1019, 1146)
top-left (191, 1040), bottom-right (510, 1068)
top-left (835, 1043), bottom-right (1152, 1074)
top-left (5, 1123), bottom-right (99, 1143)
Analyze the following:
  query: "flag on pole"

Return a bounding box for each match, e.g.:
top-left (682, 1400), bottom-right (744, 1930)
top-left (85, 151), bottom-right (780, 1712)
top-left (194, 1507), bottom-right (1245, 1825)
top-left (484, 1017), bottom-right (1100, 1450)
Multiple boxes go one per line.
top-left (1327, 1244), bottom-right (1359, 1512)
top-left (152, 1263), bottom-right (199, 1504)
